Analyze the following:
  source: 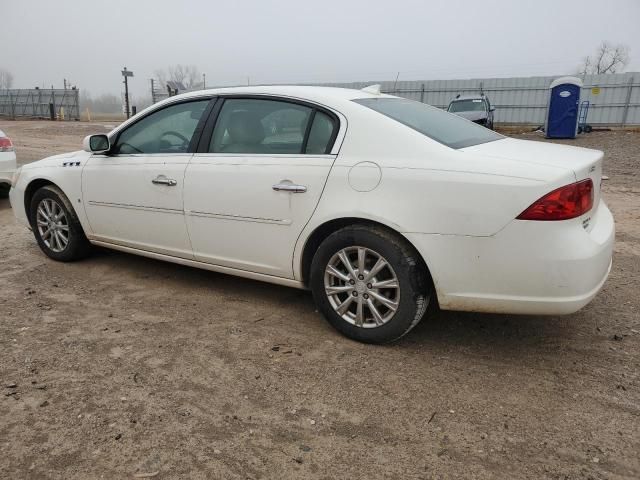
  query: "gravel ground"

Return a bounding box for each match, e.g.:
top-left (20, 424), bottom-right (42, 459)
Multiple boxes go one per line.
top-left (0, 120), bottom-right (639, 479)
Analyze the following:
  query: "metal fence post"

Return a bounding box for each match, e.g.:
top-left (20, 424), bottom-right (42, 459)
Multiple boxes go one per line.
top-left (621, 76), bottom-right (634, 127)
top-left (420, 84), bottom-right (425, 103)
top-left (9, 91), bottom-right (15, 119)
top-left (50, 88), bottom-right (55, 120)
top-left (73, 89), bottom-right (79, 120)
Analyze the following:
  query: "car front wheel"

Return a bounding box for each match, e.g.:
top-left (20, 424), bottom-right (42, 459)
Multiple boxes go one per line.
top-left (310, 225), bottom-right (431, 343)
top-left (30, 185), bottom-right (91, 262)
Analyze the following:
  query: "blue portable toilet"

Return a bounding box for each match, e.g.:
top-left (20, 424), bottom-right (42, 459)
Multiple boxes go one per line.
top-left (545, 76), bottom-right (583, 139)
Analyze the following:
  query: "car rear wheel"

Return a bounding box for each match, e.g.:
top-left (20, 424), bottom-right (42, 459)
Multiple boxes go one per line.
top-left (310, 225), bottom-right (431, 343)
top-left (30, 185), bottom-right (92, 262)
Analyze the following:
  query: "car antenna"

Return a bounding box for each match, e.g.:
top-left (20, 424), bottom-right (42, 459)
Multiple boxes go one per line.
top-left (361, 84), bottom-right (382, 95)
top-left (455, 93), bottom-right (460, 99)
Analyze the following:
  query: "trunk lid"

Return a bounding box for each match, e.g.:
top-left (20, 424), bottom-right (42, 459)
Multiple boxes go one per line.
top-left (461, 138), bottom-right (603, 230)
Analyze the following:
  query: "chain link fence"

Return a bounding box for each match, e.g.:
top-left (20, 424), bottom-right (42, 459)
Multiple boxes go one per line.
top-left (0, 88), bottom-right (80, 120)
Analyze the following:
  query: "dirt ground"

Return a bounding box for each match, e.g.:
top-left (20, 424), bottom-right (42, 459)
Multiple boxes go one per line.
top-left (0, 120), bottom-right (639, 480)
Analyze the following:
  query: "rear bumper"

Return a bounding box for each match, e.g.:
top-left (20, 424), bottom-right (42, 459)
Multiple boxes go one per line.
top-left (0, 152), bottom-right (16, 186)
top-left (406, 199), bottom-right (615, 315)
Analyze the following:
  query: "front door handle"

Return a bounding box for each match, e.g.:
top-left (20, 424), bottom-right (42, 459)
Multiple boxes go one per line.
top-left (272, 180), bottom-right (307, 193)
top-left (152, 175), bottom-right (177, 186)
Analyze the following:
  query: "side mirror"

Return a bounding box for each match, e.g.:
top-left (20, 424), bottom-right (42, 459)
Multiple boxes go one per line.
top-left (489, 106), bottom-right (496, 112)
top-left (83, 134), bottom-right (110, 154)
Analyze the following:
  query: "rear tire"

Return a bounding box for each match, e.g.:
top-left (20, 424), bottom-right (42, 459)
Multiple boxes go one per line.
top-left (0, 182), bottom-right (10, 198)
top-left (29, 185), bottom-right (92, 262)
top-left (310, 225), bottom-right (431, 344)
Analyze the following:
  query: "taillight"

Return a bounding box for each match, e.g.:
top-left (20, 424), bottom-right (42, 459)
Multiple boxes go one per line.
top-left (517, 179), bottom-right (594, 221)
top-left (0, 137), bottom-right (14, 152)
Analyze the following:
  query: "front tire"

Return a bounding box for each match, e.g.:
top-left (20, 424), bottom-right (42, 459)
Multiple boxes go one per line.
top-left (310, 225), bottom-right (431, 343)
top-left (30, 185), bottom-right (91, 261)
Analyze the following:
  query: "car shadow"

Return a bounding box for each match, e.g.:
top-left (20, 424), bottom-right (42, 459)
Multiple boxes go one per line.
top-left (83, 246), bottom-right (583, 361)
top-left (87, 246), bottom-right (312, 305)
top-left (0, 196), bottom-right (11, 211)
top-left (402, 302), bottom-right (585, 364)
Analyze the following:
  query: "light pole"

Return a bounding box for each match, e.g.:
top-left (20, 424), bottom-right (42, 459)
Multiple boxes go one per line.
top-left (121, 67), bottom-right (134, 119)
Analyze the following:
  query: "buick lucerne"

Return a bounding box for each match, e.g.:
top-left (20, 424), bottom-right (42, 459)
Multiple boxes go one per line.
top-left (10, 85), bottom-right (614, 343)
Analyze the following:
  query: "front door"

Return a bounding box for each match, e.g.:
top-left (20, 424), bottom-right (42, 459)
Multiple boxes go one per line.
top-left (184, 97), bottom-right (339, 278)
top-left (82, 99), bottom-right (212, 258)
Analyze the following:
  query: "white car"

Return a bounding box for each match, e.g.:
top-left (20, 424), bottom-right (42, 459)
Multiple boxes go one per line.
top-left (0, 128), bottom-right (17, 197)
top-left (10, 85), bottom-right (614, 343)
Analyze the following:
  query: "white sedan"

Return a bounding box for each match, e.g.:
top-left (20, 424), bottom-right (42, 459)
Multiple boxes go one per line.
top-left (9, 86), bottom-right (614, 343)
top-left (0, 128), bottom-right (17, 197)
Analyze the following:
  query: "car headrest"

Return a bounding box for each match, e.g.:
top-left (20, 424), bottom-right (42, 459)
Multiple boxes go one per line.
top-left (228, 111), bottom-right (264, 145)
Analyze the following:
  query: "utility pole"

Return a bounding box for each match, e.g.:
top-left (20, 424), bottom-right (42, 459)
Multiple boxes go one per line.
top-left (202, 73), bottom-right (206, 89)
top-left (121, 67), bottom-right (134, 119)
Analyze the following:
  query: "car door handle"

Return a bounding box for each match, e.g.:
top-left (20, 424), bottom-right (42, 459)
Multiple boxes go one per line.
top-left (152, 175), bottom-right (177, 186)
top-left (272, 182), bottom-right (307, 193)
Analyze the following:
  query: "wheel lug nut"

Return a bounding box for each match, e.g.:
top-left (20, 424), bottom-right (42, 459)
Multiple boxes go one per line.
top-left (367, 283), bottom-right (372, 289)
top-left (352, 291), bottom-right (358, 297)
top-left (358, 274), bottom-right (364, 280)
top-left (349, 279), bottom-right (355, 285)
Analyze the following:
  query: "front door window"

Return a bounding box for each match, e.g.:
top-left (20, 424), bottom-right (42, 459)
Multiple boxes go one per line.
top-left (114, 100), bottom-right (209, 154)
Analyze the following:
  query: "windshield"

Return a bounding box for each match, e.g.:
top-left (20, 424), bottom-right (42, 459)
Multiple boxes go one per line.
top-left (354, 97), bottom-right (502, 149)
top-left (448, 99), bottom-right (487, 113)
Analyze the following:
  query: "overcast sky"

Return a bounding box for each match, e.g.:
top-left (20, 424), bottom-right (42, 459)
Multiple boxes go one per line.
top-left (3, 0), bottom-right (639, 100)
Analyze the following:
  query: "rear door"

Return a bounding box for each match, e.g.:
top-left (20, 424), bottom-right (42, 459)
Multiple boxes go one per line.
top-left (184, 96), bottom-right (339, 278)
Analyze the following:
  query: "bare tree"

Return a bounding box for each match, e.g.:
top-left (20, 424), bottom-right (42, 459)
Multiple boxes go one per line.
top-left (154, 64), bottom-right (202, 90)
top-left (579, 42), bottom-right (630, 75)
top-left (0, 68), bottom-right (14, 89)
top-left (80, 91), bottom-right (122, 114)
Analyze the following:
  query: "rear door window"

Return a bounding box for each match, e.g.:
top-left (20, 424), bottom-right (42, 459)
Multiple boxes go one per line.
top-left (210, 99), bottom-right (311, 154)
top-left (208, 98), bottom-right (338, 155)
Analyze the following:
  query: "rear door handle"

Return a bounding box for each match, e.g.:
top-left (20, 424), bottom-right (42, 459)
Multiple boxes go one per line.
top-left (272, 181), bottom-right (307, 193)
top-left (152, 175), bottom-right (177, 186)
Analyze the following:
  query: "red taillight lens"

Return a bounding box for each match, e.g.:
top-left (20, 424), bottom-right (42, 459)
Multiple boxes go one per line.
top-left (517, 179), bottom-right (594, 221)
top-left (0, 137), bottom-right (14, 152)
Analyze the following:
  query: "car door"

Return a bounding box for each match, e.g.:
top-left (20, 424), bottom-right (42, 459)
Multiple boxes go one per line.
top-left (184, 96), bottom-right (340, 278)
top-left (82, 98), bottom-right (212, 258)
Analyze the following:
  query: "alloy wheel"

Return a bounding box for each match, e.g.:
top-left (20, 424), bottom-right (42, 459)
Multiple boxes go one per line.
top-left (324, 246), bottom-right (400, 328)
top-left (36, 198), bottom-right (69, 253)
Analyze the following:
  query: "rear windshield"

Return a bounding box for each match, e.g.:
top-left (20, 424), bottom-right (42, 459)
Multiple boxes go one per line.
top-left (448, 99), bottom-right (487, 113)
top-left (353, 97), bottom-right (502, 149)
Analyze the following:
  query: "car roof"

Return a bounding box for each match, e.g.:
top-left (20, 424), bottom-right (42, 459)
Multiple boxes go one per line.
top-left (168, 85), bottom-right (394, 106)
top-left (451, 95), bottom-right (487, 101)
top-left (111, 85), bottom-right (400, 137)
